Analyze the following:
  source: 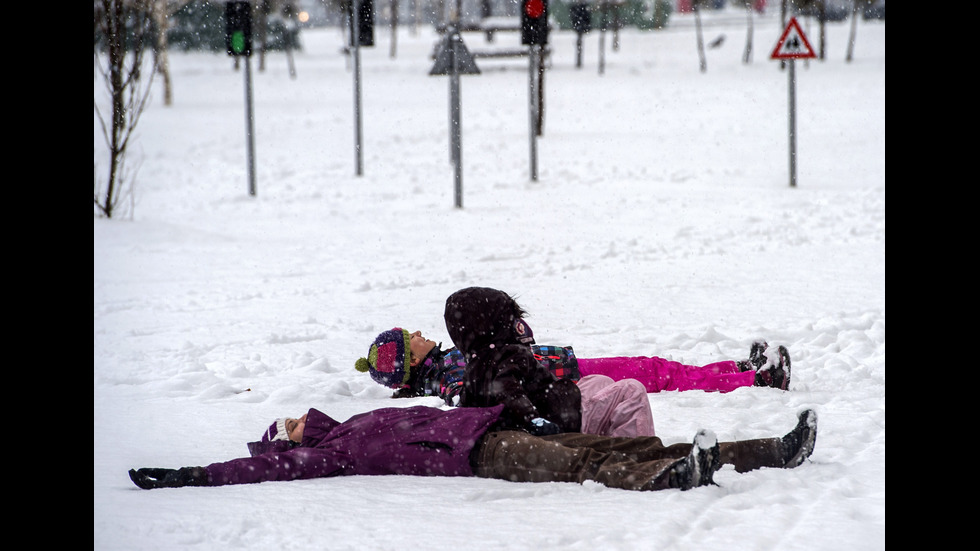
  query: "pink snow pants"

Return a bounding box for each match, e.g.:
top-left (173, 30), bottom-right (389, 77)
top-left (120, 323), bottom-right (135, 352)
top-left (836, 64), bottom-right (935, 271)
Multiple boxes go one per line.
top-left (577, 356), bottom-right (755, 394)
top-left (577, 375), bottom-right (656, 437)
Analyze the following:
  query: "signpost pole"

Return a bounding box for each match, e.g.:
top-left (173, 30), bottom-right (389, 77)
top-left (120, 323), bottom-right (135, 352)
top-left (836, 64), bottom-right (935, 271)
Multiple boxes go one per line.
top-left (770, 17), bottom-right (816, 188)
top-left (521, 0), bottom-right (548, 180)
top-left (451, 31), bottom-right (463, 208)
top-left (225, 1), bottom-right (256, 196)
top-left (788, 58), bottom-right (797, 188)
top-left (528, 44), bottom-right (538, 182)
top-left (429, 28), bottom-right (480, 208)
top-left (352, 0), bottom-right (363, 176)
top-left (243, 55), bottom-right (256, 196)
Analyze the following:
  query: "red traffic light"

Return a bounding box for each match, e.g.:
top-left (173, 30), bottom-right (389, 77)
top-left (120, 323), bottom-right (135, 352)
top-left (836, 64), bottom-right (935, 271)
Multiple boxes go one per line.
top-left (524, 0), bottom-right (545, 18)
top-left (521, 0), bottom-right (548, 45)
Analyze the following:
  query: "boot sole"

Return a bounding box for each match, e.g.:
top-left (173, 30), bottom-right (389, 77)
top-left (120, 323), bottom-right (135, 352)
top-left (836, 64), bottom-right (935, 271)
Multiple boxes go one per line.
top-left (690, 429), bottom-right (720, 488)
top-left (784, 409), bottom-right (817, 468)
top-left (778, 346), bottom-right (792, 391)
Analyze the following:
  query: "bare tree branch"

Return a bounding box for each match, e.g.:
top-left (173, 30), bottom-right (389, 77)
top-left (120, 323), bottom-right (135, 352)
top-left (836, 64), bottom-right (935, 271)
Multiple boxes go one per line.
top-left (94, 0), bottom-right (156, 219)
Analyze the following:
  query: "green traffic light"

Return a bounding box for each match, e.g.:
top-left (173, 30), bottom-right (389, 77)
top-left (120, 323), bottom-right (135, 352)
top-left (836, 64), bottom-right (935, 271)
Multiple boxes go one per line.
top-left (232, 31), bottom-right (245, 54)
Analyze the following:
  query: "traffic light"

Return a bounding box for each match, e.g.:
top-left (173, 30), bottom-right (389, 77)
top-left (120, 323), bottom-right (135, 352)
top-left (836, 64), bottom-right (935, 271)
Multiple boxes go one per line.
top-left (521, 0), bottom-right (549, 46)
top-left (570, 3), bottom-right (591, 34)
top-left (225, 1), bottom-right (252, 57)
top-left (350, 0), bottom-right (374, 47)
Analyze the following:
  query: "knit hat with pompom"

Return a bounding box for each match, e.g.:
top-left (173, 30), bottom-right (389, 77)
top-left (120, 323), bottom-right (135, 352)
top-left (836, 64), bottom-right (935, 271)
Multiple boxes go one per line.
top-left (354, 328), bottom-right (413, 389)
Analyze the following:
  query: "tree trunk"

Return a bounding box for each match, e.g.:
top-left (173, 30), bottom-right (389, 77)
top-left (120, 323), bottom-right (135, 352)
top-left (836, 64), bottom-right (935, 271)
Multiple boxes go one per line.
top-left (612, 2), bottom-right (620, 52)
top-left (694, 3), bottom-right (706, 73)
top-left (256, 0), bottom-right (270, 72)
top-left (778, 0), bottom-right (788, 70)
top-left (283, 0), bottom-right (298, 78)
top-left (95, 0), bottom-right (154, 219)
top-left (390, 0), bottom-right (398, 58)
top-left (742, 4), bottom-right (753, 64)
top-left (151, 0), bottom-right (172, 106)
top-left (817, 0), bottom-right (826, 60)
top-left (104, 0), bottom-right (125, 218)
top-left (846, 0), bottom-right (859, 62)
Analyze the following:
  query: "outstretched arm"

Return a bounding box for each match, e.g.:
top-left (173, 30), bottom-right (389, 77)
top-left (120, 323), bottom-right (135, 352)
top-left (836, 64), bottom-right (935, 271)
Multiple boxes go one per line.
top-left (129, 447), bottom-right (347, 489)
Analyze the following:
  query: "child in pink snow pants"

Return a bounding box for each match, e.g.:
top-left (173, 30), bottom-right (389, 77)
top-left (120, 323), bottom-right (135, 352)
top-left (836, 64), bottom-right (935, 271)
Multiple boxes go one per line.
top-left (356, 329), bottom-right (792, 436)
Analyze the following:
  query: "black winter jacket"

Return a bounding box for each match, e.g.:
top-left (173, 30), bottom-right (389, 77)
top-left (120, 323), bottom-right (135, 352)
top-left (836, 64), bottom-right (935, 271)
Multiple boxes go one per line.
top-left (443, 286), bottom-right (582, 433)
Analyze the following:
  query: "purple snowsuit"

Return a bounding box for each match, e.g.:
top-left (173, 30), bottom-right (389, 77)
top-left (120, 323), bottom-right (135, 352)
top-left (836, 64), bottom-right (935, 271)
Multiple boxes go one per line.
top-left (192, 403), bottom-right (792, 492)
top-left (205, 405), bottom-right (504, 486)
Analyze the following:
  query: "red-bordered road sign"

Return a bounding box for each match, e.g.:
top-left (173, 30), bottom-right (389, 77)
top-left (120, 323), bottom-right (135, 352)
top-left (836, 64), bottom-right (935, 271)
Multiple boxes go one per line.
top-left (770, 17), bottom-right (817, 60)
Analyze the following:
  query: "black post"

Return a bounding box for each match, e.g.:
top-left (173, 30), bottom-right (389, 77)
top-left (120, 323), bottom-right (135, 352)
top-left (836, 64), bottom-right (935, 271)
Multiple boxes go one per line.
top-left (226, 1), bottom-right (256, 196)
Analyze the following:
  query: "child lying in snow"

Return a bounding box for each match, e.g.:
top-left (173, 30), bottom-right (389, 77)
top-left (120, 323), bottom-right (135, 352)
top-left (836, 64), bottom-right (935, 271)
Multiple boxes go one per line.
top-left (355, 287), bottom-right (790, 438)
top-left (129, 403), bottom-right (817, 493)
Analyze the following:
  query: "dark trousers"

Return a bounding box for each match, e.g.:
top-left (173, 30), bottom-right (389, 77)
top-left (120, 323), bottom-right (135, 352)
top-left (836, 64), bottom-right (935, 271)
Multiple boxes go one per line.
top-left (472, 431), bottom-right (785, 492)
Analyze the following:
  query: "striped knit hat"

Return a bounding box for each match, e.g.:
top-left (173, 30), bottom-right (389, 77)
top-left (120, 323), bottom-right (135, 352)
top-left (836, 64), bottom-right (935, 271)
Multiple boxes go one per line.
top-left (354, 327), bottom-right (413, 389)
top-left (261, 418), bottom-right (289, 443)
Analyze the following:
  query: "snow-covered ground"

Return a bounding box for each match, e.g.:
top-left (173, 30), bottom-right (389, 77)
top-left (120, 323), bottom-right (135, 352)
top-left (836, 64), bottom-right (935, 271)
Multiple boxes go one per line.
top-left (94, 9), bottom-right (884, 550)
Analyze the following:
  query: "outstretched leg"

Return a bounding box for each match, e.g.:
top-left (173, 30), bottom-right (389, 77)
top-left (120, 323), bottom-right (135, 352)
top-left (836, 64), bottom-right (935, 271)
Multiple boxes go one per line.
top-left (719, 409), bottom-right (817, 472)
top-left (471, 410), bottom-right (816, 491)
top-left (472, 430), bottom-right (719, 491)
top-left (578, 356), bottom-right (755, 393)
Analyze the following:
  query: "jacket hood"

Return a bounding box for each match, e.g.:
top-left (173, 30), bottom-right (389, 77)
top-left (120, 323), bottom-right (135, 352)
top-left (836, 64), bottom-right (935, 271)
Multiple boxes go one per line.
top-left (444, 287), bottom-right (527, 354)
top-left (245, 408), bottom-right (340, 456)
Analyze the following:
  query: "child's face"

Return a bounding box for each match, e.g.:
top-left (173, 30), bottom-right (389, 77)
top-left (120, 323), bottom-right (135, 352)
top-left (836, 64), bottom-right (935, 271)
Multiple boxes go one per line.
top-left (409, 331), bottom-right (437, 366)
top-left (284, 413), bottom-right (308, 442)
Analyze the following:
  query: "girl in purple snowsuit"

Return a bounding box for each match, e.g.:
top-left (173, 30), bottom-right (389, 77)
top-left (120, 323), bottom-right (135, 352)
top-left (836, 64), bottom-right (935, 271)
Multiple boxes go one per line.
top-left (128, 403), bottom-right (818, 493)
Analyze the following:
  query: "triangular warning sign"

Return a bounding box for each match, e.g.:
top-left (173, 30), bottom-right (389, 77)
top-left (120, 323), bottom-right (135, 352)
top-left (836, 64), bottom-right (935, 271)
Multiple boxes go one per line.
top-left (770, 17), bottom-right (816, 60)
top-left (429, 32), bottom-right (481, 76)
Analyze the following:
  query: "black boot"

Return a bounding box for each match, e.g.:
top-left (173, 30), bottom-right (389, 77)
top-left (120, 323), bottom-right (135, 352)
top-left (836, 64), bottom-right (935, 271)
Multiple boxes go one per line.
top-left (780, 409), bottom-right (817, 468)
top-left (746, 342), bottom-right (791, 391)
top-left (749, 340), bottom-right (769, 369)
top-left (668, 429), bottom-right (721, 490)
top-left (737, 340), bottom-right (768, 373)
